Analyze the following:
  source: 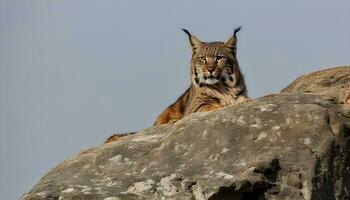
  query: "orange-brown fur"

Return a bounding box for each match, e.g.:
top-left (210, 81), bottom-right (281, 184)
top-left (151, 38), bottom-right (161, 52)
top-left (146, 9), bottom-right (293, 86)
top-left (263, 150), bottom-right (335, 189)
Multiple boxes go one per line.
top-left (154, 27), bottom-right (248, 125)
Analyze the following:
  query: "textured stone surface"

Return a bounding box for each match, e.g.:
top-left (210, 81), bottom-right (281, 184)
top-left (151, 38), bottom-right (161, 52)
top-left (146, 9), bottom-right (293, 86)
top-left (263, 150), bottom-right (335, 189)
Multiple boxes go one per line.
top-left (22, 66), bottom-right (350, 200)
top-left (282, 66), bottom-right (350, 105)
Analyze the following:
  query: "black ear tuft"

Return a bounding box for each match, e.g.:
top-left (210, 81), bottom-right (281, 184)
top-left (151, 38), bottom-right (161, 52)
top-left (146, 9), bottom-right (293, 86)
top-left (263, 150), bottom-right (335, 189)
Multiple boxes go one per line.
top-left (234, 26), bottom-right (241, 37)
top-left (182, 28), bottom-right (191, 37)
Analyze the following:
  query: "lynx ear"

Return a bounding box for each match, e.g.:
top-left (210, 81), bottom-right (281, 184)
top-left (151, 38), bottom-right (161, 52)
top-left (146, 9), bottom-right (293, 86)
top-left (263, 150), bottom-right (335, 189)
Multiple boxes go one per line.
top-left (182, 29), bottom-right (203, 53)
top-left (224, 26), bottom-right (241, 50)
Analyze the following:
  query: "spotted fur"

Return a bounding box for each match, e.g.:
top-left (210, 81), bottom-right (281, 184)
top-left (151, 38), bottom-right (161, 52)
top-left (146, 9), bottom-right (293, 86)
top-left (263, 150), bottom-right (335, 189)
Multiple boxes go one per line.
top-left (154, 27), bottom-right (248, 125)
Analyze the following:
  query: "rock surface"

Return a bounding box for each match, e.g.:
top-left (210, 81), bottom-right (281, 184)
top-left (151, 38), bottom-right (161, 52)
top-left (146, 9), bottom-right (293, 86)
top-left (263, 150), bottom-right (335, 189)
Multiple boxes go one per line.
top-left (282, 66), bottom-right (350, 105)
top-left (22, 66), bottom-right (350, 200)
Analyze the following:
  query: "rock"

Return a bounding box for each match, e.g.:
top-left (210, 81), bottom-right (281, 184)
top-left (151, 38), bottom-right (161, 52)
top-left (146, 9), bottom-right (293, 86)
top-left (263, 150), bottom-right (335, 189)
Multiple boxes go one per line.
top-left (22, 66), bottom-right (350, 200)
top-left (281, 66), bottom-right (350, 105)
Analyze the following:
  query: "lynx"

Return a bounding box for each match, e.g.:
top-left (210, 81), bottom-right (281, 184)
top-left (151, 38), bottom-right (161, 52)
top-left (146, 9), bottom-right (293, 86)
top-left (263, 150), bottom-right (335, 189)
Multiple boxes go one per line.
top-left (106, 27), bottom-right (248, 143)
top-left (154, 27), bottom-right (248, 125)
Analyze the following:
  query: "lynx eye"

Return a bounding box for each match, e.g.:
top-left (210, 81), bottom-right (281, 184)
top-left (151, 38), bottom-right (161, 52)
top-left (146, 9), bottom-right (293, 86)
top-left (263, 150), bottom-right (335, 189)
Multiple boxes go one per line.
top-left (199, 56), bottom-right (206, 61)
top-left (216, 56), bottom-right (225, 60)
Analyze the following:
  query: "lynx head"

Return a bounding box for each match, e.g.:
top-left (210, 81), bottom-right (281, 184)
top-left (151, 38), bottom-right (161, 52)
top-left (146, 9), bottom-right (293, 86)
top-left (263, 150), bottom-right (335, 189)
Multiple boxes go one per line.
top-left (182, 27), bottom-right (241, 87)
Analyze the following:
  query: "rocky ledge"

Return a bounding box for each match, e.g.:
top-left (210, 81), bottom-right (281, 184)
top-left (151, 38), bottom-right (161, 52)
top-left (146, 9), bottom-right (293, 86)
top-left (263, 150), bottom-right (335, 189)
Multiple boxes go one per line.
top-left (22, 66), bottom-right (350, 200)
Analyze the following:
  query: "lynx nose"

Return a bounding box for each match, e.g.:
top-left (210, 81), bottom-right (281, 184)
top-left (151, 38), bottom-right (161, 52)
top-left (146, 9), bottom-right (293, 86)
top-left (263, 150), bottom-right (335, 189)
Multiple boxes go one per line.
top-left (207, 68), bottom-right (215, 73)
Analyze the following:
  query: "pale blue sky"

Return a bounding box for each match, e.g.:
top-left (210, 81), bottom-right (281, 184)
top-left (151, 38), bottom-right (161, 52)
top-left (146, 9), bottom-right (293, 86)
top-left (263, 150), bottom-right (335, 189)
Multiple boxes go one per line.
top-left (1, 0), bottom-right (350, 199)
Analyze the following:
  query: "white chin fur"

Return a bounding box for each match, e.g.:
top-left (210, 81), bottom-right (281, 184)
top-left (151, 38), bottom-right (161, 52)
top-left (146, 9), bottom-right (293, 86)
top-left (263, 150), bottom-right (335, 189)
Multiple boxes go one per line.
top-left (204, 78), bottom-right (219, 85)
top-left (195, 74), bottom-right (220, 85)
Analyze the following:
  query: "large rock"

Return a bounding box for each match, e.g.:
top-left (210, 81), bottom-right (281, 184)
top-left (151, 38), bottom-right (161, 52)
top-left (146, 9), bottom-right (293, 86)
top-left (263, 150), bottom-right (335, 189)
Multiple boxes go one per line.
top-left (22, 66), bottom-right (350, 200)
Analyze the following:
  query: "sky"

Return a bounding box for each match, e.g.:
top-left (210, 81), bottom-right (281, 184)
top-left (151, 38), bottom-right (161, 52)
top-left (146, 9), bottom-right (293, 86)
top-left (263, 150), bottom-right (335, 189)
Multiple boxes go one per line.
top-left (1, 0), bottom-right (350, 199)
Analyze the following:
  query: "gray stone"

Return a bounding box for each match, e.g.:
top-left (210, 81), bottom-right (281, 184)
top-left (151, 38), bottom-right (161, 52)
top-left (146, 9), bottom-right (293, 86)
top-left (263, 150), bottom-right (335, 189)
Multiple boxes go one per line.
top-left (22, 66), bottom-right (350, 200)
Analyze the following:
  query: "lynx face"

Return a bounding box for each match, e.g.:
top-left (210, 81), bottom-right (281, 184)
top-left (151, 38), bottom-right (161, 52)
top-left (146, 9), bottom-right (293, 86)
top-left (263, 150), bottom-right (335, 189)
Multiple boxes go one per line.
top-left (182, 28), bottom-right (241, 87)
top-left (193, 43), bottom-right (234, 86)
